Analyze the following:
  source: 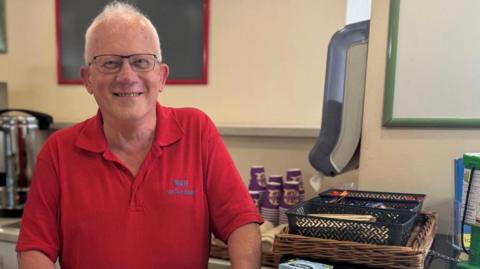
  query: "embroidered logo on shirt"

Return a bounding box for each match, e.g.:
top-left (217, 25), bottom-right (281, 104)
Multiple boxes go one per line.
top-left (167, 179), bottom-right (195, 196)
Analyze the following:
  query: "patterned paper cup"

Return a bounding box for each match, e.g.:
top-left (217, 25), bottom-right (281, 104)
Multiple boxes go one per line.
top-left (286, 168), bottom-right (305, 201)
top-left (286, 168), bottom-right (303, 190)
top-left (261, 182), bottom-right (282, 209)
top-left (280, 181), bottom-right (300, 208)
top-left (249, 165), bottom-right (267, 191)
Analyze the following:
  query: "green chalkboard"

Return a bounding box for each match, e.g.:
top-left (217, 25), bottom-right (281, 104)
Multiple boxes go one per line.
top-left (0, 0), bottom-right (6, 53)
top-left (56, 0), bottom-right (208, 84)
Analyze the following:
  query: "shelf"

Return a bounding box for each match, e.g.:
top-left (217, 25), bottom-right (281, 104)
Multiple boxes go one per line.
top-left (51, 122), bottom-right (320, 138)
top-left (217, 124), bottom-right (319, 138)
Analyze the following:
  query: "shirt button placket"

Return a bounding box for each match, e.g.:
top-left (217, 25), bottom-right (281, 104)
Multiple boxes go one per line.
top-left (130, 177), bottom-right (145, 212)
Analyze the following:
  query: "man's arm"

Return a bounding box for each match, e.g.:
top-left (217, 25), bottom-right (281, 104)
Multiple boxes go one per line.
top-left (227, 223), bottom-right (262, 269)
top-left (18, 250), bottom-right (56, 269)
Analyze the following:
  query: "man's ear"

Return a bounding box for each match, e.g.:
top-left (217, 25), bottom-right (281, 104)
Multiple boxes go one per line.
top-left (157, 63), bottom-right (170, 93)
top-left (80, 66), bottom-right (94, 94)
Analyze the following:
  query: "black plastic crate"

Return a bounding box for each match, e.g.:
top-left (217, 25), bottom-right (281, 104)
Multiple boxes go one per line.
top-left (319, 189), bottom-right (426, 210)
top-left (286, 199), bottom-right (418, 246)
top-left (312, 196), bottom-right (422, 213)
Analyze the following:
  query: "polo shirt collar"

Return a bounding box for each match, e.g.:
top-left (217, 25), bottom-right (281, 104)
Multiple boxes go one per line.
top-left (75, 103), bottom-right (183, 154)
top-left (153, 102), bottom-right (184, 147)
top-left (74, 110), bottom-right (107, 153)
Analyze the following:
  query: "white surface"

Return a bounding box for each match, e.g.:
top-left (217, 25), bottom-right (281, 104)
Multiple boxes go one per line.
top-left (346, 0), bottom-right (371, 24)
top-left (208, 258), bottom-right (274, 269)
top-left (208, 258), bottom-right (231, 269)
top-left (0, 240), bottom-right (17, 269)
top-left (393, 0), bottom-right (480, 119)
top-left (0, 219), bottom-right (20, 269)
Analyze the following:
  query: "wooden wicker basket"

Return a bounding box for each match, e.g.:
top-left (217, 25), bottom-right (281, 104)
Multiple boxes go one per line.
top-left (273, 212), bottom-right (437, 269)
top-left (210, 244), bottom-right (277, 267)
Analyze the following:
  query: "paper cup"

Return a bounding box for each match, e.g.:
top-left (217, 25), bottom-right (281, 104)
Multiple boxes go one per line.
top-left (249, 165), bottom-right (267, 190)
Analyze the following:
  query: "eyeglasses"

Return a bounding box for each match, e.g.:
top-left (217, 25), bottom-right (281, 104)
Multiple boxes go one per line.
top-left (88, 54), bottom-right (159, 73)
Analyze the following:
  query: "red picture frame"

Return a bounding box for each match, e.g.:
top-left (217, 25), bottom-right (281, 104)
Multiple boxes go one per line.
top-left (55, 0), bottom-right (209, 85)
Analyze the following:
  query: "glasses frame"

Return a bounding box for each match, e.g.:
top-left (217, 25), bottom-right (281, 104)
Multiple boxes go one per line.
top-left (88, 53), bottom-right (160, 74)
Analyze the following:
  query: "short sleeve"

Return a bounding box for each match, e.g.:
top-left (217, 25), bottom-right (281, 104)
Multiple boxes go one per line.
top-left (203, 118), bottom-right (263, 242)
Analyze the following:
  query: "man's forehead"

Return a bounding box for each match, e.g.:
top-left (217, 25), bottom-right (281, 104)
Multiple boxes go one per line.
top-left (85, 15), bottom-right (160, 61)
top-left (94, 17), bottom-right (150, 36)
top-left (90, 20), bottom-right (156, 48)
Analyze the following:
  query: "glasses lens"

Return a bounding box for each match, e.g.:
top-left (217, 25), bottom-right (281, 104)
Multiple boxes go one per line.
top-left (95, 55), bottom-right (123, 73)
top-left (129, 54), bottom-right (155, 72)
top-left (129, 54), bottom-right (156, 72)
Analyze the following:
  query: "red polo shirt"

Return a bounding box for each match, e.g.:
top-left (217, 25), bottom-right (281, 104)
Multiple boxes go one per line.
top-left (17, 103), bottom-right (262, 269)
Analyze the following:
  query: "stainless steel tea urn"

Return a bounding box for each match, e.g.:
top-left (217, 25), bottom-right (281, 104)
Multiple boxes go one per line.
top-left (0, 109), bottom-right (53, 217)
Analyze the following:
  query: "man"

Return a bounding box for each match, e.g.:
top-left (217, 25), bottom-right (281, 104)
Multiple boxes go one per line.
top-left (16, 2), bottom-right (263, 268)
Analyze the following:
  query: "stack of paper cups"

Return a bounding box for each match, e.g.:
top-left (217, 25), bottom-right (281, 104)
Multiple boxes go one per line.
top-left (279, 181), bottom-right (300, 225)
top-left (260, 182), bottom-right (282, 226)
top-left (286, 168), bottom-right (305, 202)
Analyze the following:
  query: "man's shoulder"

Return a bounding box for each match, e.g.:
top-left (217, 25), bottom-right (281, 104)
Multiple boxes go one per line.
top-left (166, 106), bottom-right (212, 125)
top-left (163, 106), bottom-right (217, 136)
top-left (168, 106), bottom-right (208, 119)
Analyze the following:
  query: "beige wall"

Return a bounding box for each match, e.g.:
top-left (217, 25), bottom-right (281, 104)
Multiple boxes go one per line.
top-left (360, 1), bottom-right (480, 233)
top-left (0, 0), bottom-right (345, 127)
top-left (0, 0), bottom-right (348, 200)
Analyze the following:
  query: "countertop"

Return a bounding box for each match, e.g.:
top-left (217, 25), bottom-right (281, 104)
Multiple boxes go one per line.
top-left (0, 218), bottom-right (272, 269)
top-left (1, 218), bottom-right (459, 268)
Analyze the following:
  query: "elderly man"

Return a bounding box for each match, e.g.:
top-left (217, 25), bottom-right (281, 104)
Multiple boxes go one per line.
top-left (16, 2), bottom-right (262, 268)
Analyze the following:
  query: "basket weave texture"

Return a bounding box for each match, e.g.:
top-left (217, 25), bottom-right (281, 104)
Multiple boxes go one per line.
top-left (287, 199), bottom-right (418, 245)
top-left (209, 245), bottom-right (276, 268)
top-left (274, 212), bottom-right (437, 269)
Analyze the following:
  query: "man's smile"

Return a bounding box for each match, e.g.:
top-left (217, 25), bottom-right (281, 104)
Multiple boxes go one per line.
top-left (113, 92), bottom-right (143, 97)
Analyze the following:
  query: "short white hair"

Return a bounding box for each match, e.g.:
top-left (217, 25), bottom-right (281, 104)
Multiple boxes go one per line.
top-left (83, 1), bottom-right (162, 64)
